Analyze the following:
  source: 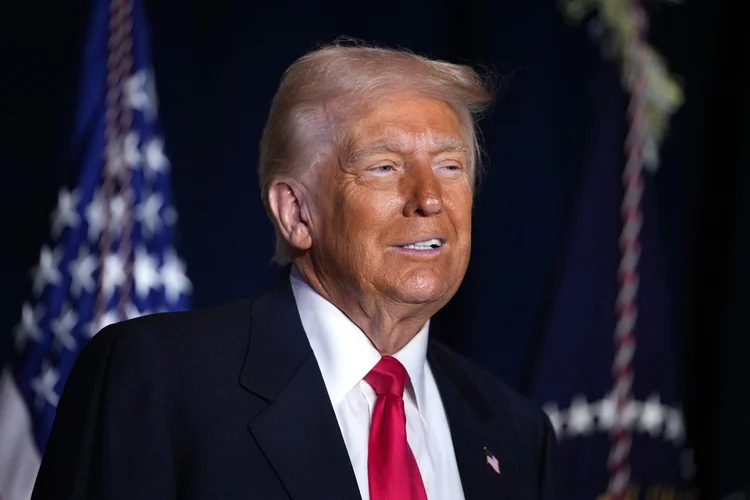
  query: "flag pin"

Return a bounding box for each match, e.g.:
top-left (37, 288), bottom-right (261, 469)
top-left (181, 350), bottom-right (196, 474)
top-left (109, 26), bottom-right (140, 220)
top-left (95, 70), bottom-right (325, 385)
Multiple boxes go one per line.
top-left (484, 447), bottom-right (501, 475)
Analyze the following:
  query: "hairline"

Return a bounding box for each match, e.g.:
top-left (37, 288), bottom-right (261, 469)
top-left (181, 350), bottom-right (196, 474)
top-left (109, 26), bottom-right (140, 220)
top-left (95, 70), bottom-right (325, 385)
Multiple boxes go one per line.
top-left (292, 92), bottom-right (481, 184)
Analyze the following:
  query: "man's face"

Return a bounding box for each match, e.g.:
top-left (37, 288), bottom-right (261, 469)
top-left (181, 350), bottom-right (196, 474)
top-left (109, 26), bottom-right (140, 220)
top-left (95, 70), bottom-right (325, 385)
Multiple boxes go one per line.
top-left (307, 93), bottom-right (473, 310)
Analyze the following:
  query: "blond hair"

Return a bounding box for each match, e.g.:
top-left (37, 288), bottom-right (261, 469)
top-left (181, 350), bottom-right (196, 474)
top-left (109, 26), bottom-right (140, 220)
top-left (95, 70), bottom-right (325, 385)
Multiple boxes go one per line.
top-left (259, 41), bottom-right (494, 263)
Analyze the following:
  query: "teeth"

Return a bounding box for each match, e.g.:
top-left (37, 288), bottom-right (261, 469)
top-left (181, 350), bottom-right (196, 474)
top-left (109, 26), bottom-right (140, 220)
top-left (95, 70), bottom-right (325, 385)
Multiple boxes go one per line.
top-left (401, 238), bottom-right (443, 250)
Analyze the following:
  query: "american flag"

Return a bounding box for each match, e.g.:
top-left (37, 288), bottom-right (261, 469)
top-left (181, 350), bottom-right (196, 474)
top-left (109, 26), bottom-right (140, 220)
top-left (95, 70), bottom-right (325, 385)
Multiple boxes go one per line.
top-left (0, 1), bottom-right (191, 498)
top-left (485, 448), bottom-right (501, 475)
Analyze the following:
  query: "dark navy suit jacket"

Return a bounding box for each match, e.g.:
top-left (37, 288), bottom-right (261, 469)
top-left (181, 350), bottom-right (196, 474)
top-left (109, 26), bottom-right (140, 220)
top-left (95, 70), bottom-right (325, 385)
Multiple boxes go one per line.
top-left (32, 274), bottom-right (559, 499)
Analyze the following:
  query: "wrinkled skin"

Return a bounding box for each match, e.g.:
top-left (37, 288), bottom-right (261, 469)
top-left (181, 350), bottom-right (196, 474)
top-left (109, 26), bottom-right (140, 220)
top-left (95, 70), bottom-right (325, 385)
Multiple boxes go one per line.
top-left (269, 93), bottom-right (473, 354)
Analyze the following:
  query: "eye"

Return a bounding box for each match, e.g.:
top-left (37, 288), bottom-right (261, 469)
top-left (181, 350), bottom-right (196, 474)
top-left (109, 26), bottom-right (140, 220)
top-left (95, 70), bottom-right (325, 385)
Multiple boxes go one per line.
top-left (369, 164), bottom-right (395, 173)
top-left (437, 163), bottom-right (463, 175)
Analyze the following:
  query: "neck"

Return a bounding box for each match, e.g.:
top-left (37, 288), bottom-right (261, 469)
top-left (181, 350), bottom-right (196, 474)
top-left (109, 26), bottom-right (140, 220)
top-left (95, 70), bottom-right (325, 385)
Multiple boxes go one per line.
top-left (292, 262), bottom-right (432, 355)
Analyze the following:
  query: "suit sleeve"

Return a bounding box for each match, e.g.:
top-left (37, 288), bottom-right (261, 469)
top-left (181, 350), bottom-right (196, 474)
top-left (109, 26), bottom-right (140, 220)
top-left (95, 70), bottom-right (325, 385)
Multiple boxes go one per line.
top-left (31, 323), bottom-right (176, 500)
top-left (538, 412), bottom-right (560, 500)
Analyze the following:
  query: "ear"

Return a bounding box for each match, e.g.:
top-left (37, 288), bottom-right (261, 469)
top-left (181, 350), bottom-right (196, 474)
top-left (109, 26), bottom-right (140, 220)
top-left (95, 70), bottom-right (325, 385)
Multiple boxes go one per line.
top-left (267, 178), bottom-right (313, 253)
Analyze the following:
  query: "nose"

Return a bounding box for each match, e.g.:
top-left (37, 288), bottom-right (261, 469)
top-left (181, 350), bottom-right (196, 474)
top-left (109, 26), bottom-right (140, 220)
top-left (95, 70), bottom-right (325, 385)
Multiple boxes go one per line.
top-left (402, 161), bottom-right (444, 217)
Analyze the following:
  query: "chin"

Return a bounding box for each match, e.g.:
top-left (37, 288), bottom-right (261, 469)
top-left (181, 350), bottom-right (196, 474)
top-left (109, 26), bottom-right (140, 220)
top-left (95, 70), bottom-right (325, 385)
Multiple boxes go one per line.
top-left (389, 269), bottom-right (455, 305)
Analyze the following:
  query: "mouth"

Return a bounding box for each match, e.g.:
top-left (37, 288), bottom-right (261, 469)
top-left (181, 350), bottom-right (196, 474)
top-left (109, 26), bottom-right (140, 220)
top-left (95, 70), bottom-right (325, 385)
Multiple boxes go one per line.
top-left (393, 237), bottom-right (446, 252)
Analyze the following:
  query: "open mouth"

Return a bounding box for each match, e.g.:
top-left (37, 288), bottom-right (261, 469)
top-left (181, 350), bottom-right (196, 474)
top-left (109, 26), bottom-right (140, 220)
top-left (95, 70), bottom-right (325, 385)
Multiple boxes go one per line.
top-left (398, 238), bottom-right (444, 250)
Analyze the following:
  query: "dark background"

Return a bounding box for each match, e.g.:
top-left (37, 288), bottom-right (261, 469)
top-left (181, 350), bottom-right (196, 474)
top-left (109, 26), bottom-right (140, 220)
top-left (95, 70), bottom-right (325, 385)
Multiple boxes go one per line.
top-left (1, 0), bottom-right (747, 496)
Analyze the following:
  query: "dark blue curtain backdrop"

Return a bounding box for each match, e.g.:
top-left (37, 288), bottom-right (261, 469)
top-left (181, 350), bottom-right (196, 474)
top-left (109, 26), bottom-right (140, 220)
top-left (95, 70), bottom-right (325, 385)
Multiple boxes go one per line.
top-left (1, 0), bottom-right (747, 496)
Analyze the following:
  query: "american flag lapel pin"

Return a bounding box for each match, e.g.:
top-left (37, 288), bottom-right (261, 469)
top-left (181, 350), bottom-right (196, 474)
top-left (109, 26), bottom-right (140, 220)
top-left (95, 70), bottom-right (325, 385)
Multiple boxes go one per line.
top-left (484, 447), bottom-right (501, 475)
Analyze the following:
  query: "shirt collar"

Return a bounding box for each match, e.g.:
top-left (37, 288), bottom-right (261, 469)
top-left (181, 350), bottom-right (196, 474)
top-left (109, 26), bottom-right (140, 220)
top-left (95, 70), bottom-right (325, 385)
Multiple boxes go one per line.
top-left (290, 267), bottom-right (429, 410)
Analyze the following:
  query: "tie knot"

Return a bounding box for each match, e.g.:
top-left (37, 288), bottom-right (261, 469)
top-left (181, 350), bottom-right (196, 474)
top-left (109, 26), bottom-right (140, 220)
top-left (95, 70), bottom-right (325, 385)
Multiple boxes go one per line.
top-left (365, 356), bottom-right (409, 396)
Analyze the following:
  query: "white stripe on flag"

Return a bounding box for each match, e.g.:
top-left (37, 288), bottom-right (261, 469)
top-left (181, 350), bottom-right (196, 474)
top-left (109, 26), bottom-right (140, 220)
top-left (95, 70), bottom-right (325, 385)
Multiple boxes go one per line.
top-left (0, 369), bottom-right (41, 500)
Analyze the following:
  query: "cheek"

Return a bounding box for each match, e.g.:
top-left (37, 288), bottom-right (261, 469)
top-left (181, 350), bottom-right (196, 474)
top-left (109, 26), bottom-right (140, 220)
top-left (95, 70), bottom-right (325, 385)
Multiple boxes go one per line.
top-left (340, 188), bottom-right (403, 233)
top-left (446, 186), bottom-right (474, 233)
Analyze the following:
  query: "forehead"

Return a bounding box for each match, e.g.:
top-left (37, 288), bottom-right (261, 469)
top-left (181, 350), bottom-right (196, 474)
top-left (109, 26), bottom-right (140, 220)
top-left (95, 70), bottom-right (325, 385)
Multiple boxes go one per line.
top-left (344, 94), bottom-right (466, 150)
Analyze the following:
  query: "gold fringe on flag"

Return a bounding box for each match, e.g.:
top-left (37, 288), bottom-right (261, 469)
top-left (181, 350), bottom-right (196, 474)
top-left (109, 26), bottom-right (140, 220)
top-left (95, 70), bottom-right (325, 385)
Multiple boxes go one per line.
top-left (560, 0), bottom-right (684, 171)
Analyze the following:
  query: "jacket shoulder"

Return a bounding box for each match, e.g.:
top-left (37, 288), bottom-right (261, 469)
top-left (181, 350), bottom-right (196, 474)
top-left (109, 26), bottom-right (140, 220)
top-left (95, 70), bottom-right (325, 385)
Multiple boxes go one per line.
top-left (77, 299), bottom-right (256, 385)
top-left (90, 299), bottom-right (254, 348)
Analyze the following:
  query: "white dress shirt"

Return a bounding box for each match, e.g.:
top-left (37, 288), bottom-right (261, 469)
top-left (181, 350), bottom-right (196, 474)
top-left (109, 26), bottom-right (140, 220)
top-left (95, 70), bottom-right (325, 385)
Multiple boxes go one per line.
top-left (290, 269), bottom-right (465, 500)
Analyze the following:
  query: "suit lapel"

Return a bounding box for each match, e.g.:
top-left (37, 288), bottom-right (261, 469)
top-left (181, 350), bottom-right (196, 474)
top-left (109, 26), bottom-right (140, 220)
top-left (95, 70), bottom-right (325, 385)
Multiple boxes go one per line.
top-left (428, 342), bottom-right (513, 500)
top-left (239, 272), bottom-right (361, 500)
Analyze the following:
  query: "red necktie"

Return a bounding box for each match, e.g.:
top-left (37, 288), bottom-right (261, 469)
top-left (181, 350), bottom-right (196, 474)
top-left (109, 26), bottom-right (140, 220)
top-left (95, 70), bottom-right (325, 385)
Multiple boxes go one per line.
top-left (365, 356), bottom-right (428, 500)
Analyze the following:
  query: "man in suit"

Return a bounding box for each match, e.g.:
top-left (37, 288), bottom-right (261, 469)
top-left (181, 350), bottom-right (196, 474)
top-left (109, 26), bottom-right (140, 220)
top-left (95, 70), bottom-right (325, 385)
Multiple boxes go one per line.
top-left (32, 43), bottom-right (558, 499)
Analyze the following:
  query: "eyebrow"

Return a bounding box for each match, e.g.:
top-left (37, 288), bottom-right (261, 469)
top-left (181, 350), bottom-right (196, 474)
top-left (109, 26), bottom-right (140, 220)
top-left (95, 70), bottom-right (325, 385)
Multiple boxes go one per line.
top-left (346, 136), bottom-right (469, 165)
